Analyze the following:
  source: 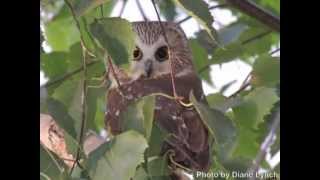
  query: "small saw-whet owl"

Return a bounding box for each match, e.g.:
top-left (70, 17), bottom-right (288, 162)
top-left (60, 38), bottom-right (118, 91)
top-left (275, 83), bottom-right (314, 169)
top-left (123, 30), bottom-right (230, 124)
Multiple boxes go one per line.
top-left (105, 21), bottom-right (211, 172)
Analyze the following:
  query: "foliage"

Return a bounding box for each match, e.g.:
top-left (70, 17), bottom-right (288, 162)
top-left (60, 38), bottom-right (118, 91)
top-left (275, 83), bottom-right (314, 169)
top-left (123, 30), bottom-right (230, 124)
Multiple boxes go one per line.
top-left (40, 0), bottom-right (280, 179)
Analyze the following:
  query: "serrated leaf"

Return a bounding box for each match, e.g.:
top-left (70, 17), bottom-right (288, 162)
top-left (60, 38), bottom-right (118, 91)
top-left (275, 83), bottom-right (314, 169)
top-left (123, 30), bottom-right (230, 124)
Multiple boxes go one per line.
top-left (87, 131), bottom-right (148, 180)
top-left (73, 0), bottom-right (111, 17)
top-left (121, 95), bottom-right (155, 141)
top-left (234, 87), bottom-right (279, 129)
top-left (251, 55), bottom-right (280, 87)
top-left (189, 39), bottom-right (213, 85)
top-left (232, 87), bottom-right (279, 158)
top-left (190, 92), bottom-right (237, 148)
top-left (173, 0), bottom-right (216, 41)
top-left (90, 17), bottom-right (136, 66)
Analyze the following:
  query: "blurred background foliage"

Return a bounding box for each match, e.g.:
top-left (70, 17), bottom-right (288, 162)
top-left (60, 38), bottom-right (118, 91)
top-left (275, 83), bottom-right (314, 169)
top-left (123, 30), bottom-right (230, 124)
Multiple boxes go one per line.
top-left (40, 0), bottom-right (280, 179)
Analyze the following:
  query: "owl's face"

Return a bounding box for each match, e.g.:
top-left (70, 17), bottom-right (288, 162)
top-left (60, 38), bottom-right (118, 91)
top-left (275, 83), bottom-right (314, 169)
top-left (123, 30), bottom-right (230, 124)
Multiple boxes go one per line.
top-left (130, 22), bottom-right (194, 80)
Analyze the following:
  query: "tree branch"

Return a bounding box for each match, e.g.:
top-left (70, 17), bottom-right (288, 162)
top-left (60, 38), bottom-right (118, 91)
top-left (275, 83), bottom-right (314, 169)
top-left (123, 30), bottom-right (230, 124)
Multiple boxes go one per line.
top-left (225, 0), bottom-right (280, 32)
top-left (248, 109), bottom-right (280, 179)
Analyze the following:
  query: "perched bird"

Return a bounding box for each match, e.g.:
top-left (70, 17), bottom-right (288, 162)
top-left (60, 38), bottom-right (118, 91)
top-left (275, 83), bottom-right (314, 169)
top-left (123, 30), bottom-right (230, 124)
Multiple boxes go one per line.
top-left (105, 21), bottom-right (211, 173)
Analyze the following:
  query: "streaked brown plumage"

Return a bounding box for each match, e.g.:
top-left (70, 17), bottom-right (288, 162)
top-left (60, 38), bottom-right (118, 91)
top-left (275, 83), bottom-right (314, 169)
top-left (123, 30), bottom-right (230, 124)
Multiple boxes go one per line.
top-left (105, 21), bottom-right (211, 173)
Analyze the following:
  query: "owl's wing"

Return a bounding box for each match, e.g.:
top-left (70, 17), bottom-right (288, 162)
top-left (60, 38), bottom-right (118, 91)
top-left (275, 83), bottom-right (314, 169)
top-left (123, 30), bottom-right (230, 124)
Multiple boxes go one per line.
top-left (105, 73), bottom-right (211, 171)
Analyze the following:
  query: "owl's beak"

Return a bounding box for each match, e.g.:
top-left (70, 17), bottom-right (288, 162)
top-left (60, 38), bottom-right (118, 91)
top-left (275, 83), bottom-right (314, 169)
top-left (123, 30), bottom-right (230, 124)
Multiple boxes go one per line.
top-left (144, 60), bottom-right (153, 78)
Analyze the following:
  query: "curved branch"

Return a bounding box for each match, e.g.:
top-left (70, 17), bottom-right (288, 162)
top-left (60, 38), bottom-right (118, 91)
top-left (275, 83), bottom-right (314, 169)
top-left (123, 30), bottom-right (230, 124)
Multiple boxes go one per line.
top-left (225, 0), bottom-right (280, 32)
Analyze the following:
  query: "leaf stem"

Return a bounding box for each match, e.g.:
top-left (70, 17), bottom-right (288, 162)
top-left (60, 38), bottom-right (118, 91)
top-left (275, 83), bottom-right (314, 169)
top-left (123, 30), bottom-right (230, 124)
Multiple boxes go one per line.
top-left (151, 0), bottom-right (180, 101)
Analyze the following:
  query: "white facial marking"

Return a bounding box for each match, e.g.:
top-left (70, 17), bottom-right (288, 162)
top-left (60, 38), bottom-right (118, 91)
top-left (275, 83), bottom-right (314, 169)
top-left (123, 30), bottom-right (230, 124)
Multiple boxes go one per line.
top-left (130, 36), bottom-right (170, 79)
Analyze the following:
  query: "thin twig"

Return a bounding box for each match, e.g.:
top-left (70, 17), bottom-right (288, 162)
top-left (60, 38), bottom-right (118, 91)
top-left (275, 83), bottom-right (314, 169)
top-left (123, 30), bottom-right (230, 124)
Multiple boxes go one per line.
top-left (248, 109), bottom-right (280, 180)
top-left (107, 56), bottom-right (121, 87)
top-left (177, 4), bottom-right (227, 24)
top-left (151, 0), bottom-right (179, 99)
top-left (64, 0), bottom-right (89, 174)
top-left (270, 48), bottom-right (280, 55)
top-left (70, 41), bottom-right (88, 175)
top-left (118, 0), bottom-right (127, 17)
top-left (227, 82), bottom-right (250, 98)
top-left (136, 0), bottom-right (149, 21)
top-left (240, 71), bottom-right (252, 89)
top-left (241, 30), bottom-right (272, 45)
top-left (41, 61), bottom-right (98, 89)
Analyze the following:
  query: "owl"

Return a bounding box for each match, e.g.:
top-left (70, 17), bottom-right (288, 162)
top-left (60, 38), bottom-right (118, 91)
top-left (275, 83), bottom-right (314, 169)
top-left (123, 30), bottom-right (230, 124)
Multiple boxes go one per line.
top-left (105, 22), bottom-right (211, 173)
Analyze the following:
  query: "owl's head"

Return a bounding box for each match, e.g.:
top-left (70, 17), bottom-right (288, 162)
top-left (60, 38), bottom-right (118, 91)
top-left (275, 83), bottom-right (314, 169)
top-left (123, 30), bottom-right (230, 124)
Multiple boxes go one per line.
top-left (130, 21), bottom-right (194, 80)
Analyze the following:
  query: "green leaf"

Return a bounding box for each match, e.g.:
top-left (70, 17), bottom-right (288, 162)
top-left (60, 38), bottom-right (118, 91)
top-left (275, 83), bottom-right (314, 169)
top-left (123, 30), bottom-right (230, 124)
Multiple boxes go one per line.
top-left (233, 87), bottom-right (279, 129)
top-left (87, 131), bottom-right (148, 180)
top-left (232, 87), bottom-right (279, 158)
top-left (44, 17), bottom-right (80, 51)
top-left (189, 39), bottom-right (213, 86)
top-left (147, 156), bottom-right (170, 178)
top-left (211, 42), bottom-right (244, 64)
top-left (90, 17), bottom-right (136, 66)
top-left (173, 0), bottom-right (216, 41)
top-left (142, 96), bottom-right (156, 141)
top-left (251, 55), bottom-right (280, 87)
top-left (73, 0), bottom-right (111, 17)
top-left (41, 52), bottom-right (68, 80)
top-left (86, 87), bottom-right (105, 132)
top-left (133, 166), bottom-right (148, 180)
top-left (195, 30), bottom-right (217, 54)
top-left (146, 124), bottom-right (169, 157)
top-left (190, 92), bottom-right (237, 148)
top-left (47, 97), bottom-right (77, 139)
top-left (159, 0), bottom-right (177, 21)
top-left (121, 95), bottom-right (156, 141)
top-left (40, 144), bottom-right (63, 179)
top-left (218, 22), bottom-right (248, 46)
top-left (84, 0), bottom-right (116, 21)
top-left (206, 93), bottom-right (242, 112)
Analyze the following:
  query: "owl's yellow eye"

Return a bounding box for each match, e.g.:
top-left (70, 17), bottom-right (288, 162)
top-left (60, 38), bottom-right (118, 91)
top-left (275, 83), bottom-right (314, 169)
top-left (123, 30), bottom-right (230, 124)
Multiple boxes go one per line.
top-left (133, 46), bottom-right (143, 61)
top-left (155, 46), bottom-right (169, 62)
